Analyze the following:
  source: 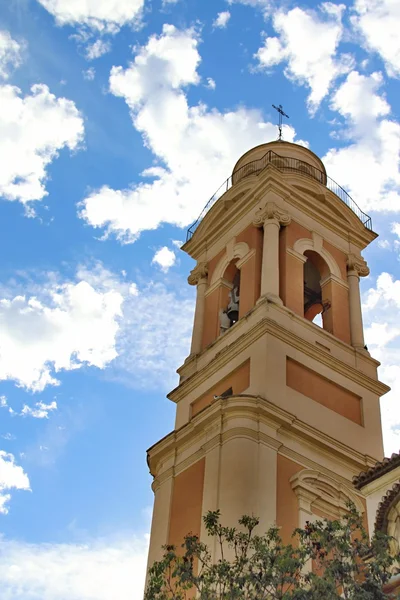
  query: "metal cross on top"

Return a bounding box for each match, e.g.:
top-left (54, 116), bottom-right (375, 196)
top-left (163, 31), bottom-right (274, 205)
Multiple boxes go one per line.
top-left (272, 104), bottom-right (289, 141)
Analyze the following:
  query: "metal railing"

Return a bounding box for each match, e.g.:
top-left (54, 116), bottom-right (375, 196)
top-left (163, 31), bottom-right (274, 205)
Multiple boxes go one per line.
top-left (186, 150), bottom-right (372, 240)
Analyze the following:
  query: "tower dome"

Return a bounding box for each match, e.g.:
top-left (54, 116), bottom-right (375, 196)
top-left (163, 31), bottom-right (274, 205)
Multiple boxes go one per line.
top-left (232, 140), bottom-right (327, 186)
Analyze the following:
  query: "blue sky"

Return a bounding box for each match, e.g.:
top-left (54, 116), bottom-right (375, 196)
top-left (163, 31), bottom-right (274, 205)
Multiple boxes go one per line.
top-left (0, 0), bottom-right (399, 597)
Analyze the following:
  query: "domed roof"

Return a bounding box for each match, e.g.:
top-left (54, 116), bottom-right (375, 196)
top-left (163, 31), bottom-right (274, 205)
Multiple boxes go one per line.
top-left (232, 140), bottom-right (327, 179)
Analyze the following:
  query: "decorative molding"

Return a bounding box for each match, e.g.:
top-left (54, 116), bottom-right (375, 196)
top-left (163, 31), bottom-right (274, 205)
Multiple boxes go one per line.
top-left (148, 394), bottom-right (375, 486)
top-left (253, 201), bottom-right (291, 228)
top-left (290, 469), bottom-right (365, 519)
top-left (210, 241), bottom-right (251, 285)
top-left (236, 248), bottom-right (256, 269)
top-left (188, 262), bottom-right (208, 286)
top-left (293, 237), bottom-right (342, 279)
top-left (169, 307), bottom-right (389, 408)
top-left (347, 253), bottom-right (370, 278)
top-left (286, 247), bottom-right (308, 264)
top-left (320, 273), bottom-right (349, 291)
top-left (185, 167), bottom-right (375, 262)
top-left (204, 277), bottom-right (233, 298)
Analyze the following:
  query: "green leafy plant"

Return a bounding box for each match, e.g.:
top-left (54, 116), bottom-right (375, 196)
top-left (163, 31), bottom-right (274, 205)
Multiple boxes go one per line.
top-left (145, 504), bottom-right (398, 599)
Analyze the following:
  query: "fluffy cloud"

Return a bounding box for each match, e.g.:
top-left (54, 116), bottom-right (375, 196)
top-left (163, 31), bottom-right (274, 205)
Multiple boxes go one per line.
top-left (0, 262), bottom-right (195, 393)
top-left (0, 533), bottom-right (148, 600)
top-left (151, 247), bottom-right (176, 272)
top-left (0, 30), bottom-right (22, 79)
top-left (85, 39), bottom-right (111, 60)
top-left (21, 401), bottom-right (58, 419)
top-left (352, 0), bottom-right (400, 78)
top-left (255, 4), bottom-right (353, 113)
top-left (323, 70), bottom-right (400, 212)
top-left (113, 280), bottom-right (194, 389)
top-left (213, 11), bottom-right (231, 28)
top-left (0, 82), bottom-right (84, 207)
top-left (79, 24), bottom-right (299, 242)
top-left (363, 272), bottom-right (400, 455)
top-left (0, 451), bottom-right (30, 514)
top-left (35, 0), bottom-right (144, 33)
top-left (83, 67), bottom-right (96, 81)
top-left (0, 270), bottom-right (123, 392)
top-left (227, 0), bottom-right (270, 10)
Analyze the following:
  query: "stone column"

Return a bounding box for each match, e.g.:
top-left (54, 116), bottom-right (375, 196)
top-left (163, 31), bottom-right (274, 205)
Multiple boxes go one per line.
top-left (253, 202), bottom-right (291, 304)
top-left (346, 254), bottom-right (369, 350)
top-left (188, 262), bottom-right (208, 355)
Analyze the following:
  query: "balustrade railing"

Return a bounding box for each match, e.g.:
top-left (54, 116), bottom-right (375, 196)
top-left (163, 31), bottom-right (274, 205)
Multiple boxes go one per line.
top-left (186, 150), bottom-right (372, 241)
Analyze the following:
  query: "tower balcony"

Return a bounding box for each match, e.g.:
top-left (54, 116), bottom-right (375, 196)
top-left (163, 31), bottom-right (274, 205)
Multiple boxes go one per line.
top-left (186, 146), bottom-right (372, 241)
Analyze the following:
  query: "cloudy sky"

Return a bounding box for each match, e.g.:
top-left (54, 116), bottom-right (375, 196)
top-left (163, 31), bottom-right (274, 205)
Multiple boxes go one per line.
top-left (0, 0), bottom-right (399, 597)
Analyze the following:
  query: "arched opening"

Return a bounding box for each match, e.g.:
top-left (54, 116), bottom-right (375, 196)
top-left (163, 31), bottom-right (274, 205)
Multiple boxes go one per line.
top-left (219, 262), bottom-right (241, 334)
top-left (303, 251), bottom-right (330, 331)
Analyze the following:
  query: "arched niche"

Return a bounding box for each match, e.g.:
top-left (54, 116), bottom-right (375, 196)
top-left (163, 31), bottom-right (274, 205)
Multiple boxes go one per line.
top-left (210, 242), bottom-right (251, 286)
top-left (291, 469), bottom-right (365, 524)
top-left (293, 238), bottom-right (341, 279)
top-left (292, 238), bottom-right (350, 343)
top-left (376, 483), bottom-right (400, 565)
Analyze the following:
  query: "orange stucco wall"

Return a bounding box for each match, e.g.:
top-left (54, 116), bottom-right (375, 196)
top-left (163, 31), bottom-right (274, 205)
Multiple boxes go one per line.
top-left (207, 248), bottom-right (225, 284)
top-left (191, 360), bottom-right (251, 417)
top-left (237, 225), bottom-right (263, 316)
top-left (202, 284), bottom-right (231, 349)
top-left (321, 279), bottom-right (351, 345)
top-left (276, 454), bottom-right (303, 544)
top-left (279, 222), bottom-right (311, 315)
top-left (168, 458), bottom-right (205, 551)
top-left (286, 358), bottom-right (362, 425)
top-left (323, 240), bottom-right (347, 280)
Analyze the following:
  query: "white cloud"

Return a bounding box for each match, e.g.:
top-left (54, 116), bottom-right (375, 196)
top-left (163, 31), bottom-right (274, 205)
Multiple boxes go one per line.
top-left (86, 39), bottom-right (111, 60)
top-left (21, 401), bottom-right (57, 419)
top-left (152, 246), bottom-right (176, 272)
top-left (323, 70), bottom-right (400, 212)
top-left (0, 533), bottom-right (148, 600)
top-left (0, 451), bottom-right (30, 514)
top-left (363, 272), bottom-right (400, 455)
top-left (0, 31), bottom-right (23, 80)
top-left (206, 77), bottom-right (216, 90)
top-left (0, 269), bottom-right (123, 392)
top-left (0, 262), bottom-right (195, 393)
top-left (35, 0), bottom-right (144, 33)
top-left (255, 4), bottom-right (353, 113)
top-left (352, 0), bottom-right (400, 78)
top-left (113, 280), bottom-right (194, 390)
top-left (83, 67), bottom-right (96, 81)
top-left (228, 0), bottom-right (271, 11)
top-left (0, 83), bottom-right (84, 207)
top-left (79, 24), bottom-right (299, 242)
top-left (213, 11), bottom-right (231, 28)
top-left (378, 239), bottom-right (391, 249)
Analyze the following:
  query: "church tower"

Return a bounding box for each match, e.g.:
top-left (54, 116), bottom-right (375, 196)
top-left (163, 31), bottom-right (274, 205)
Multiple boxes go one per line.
top-left (146, 140), bottom-right (390, 569)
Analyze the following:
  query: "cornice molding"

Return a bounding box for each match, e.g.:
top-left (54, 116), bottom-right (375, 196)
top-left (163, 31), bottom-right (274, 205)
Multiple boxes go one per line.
top-left (147, 394), bottom-right (376, 482)
top-left (169, 304), bottom-right (389, 405)
top-left (286, 247), bottom-right (307, 264)
top-left (347, 253), bottom-right (370, 277)
top-left (188, 262), bottom-right (208, 285)
top-left (184, 168), bottom-right (376, 260)
top-left (252, 201), bottom-right (291, 228)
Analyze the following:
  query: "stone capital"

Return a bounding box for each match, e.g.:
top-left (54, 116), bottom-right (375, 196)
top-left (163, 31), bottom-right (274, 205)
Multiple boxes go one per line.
top-left (253, 201), bottom-right (291, 228)
top-left (347, 253), bottom-right (370, 277)
top-left (188, 262), bottom-right (208, 286)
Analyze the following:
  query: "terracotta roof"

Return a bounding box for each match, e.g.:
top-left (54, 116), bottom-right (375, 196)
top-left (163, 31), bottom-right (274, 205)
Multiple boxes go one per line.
top-left (352, 452), bottom-right (400, 490)
top-left (375, 482), bottom-right (400, 532)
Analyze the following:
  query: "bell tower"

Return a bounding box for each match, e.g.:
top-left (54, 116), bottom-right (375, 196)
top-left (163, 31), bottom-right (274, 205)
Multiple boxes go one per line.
top-left (146, 141), bottom-right (390, 569)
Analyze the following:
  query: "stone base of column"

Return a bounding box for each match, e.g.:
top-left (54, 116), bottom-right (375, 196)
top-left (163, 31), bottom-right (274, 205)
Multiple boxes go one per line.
top-left (266, 293), bottom-right (283, 306)
top-left (257, 293), bottom-right (283, 306)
